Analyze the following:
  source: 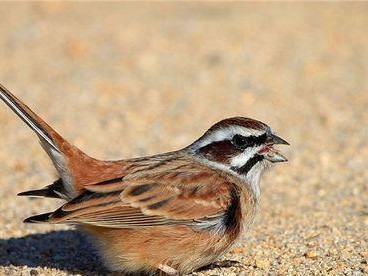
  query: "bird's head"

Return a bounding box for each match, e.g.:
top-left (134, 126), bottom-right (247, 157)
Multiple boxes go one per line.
top-left (189, 117), bottom-right (289, 195)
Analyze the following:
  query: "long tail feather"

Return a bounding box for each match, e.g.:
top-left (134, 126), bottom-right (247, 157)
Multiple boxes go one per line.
top-left (0, 83), bottom-right (81, 197)
top-left (18, 189), bottom-right (61, 199)
top-left (24, 212), bottom-right (53, 223)
top-left (0, 83), bottom-right (60, 153)
top-left (17, 179), bottom-right (65, 199)
top-left (1, 82), bottom-right (126, 203)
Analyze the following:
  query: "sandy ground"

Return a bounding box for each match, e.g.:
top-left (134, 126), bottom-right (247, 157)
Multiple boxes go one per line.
top-left (0, 3), bottom-right (367, 276)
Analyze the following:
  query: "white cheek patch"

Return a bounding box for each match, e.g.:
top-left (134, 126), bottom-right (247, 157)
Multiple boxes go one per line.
top-left (230, 145), bottom-right (263, 168)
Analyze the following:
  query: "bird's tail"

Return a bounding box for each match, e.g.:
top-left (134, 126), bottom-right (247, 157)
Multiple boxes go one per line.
top-left (0, 83), bottom-right (124, 201)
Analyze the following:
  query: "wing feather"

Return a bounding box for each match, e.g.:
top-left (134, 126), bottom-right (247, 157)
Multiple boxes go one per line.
top-left (46, 157), bottom-right (237, 229)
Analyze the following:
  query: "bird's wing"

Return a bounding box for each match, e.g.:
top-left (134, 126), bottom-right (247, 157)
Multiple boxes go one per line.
top-left (29, 158), bottom-right (238, 229)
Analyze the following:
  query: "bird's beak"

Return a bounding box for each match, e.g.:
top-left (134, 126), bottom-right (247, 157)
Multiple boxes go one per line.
top-left (266, 133), bottom-right (290, 145)
top-left (261, 133), bottom-right (289, 163)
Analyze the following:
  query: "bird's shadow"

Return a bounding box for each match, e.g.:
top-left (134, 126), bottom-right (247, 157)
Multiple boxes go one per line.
top-left (0, 229), bottom-right (110, 275)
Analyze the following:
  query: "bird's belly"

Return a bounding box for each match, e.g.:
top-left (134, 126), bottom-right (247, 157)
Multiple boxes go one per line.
top-left (83, 224), bottom-right (239, 274)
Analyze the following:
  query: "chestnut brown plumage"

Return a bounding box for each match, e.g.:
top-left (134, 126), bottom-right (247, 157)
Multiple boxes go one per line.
top-left (0, 83), bottom-right (288, 275)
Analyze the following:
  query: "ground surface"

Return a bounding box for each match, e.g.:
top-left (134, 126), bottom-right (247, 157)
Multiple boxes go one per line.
top-left (0, 3), bottom-right (367, 276)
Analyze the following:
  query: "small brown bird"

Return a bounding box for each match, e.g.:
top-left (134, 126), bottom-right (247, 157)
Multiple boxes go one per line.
top-left (0, 83), bottom-right (288, 275)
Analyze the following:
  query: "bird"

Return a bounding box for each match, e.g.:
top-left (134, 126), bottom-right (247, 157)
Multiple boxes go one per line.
top-left (0, 83), bottom-right (289, 275)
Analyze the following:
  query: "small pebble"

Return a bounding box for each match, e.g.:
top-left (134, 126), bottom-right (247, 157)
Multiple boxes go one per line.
top-left (305, 251), bottom-right (319, 259)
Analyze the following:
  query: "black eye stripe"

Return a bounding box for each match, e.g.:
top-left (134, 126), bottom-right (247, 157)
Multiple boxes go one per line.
top-left (232, 133), bottom-right (267, 149)
top-left (232, 135), bottom-right (248, 148)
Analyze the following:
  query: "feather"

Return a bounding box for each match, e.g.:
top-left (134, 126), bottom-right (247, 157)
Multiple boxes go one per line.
top-left (34, 157), bottom-right (236, 231)
top-left (0, 83), bottom-right (128, 198)
top-left (0, 84), bottom-right (59, 152)
top-left (18, 179), bottom-right (65, 199)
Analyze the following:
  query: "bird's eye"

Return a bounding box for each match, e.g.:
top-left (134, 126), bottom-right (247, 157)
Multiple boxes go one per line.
top-left (232, 134), bottom-right (249, 148)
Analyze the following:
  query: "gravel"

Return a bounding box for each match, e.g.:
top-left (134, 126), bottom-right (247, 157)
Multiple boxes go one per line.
top-left (0, 3), bottom-right (367, 275)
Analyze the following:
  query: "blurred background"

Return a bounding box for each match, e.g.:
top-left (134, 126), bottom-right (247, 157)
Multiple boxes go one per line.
top-left (0, 2), bottom-right (367, 275)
